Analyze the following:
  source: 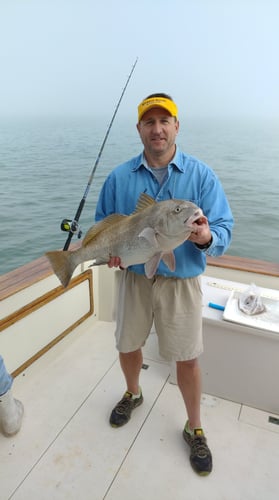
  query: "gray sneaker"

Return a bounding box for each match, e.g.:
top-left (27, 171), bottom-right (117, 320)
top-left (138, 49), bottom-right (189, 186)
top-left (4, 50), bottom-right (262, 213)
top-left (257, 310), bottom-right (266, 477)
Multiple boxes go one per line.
top-left (183, 423), bottom-right (213, 475)
top-left (110, 391), bottom-right (143, 427)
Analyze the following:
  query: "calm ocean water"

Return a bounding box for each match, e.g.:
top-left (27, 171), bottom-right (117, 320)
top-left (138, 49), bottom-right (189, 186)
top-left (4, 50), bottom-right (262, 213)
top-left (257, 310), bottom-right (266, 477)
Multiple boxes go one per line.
top-left (0, 115), bottom-right (278, 275)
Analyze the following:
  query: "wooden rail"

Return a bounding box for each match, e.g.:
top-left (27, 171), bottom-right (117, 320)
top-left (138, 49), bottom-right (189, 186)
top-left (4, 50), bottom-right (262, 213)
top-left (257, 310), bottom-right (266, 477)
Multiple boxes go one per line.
top-left (0, 256), bottom-right (53, 301)
top-left (206, 255), bottom-right (279, 277)
top-left (1, 252), bottom-right (278, 302)
top-left (0, 243), bottom-right (80, 301)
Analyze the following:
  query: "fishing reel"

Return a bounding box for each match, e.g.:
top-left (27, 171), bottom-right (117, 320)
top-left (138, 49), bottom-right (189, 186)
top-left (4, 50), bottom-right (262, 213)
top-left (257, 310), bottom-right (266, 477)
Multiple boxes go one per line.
top-left (61, 219), bottom-right (83, 239)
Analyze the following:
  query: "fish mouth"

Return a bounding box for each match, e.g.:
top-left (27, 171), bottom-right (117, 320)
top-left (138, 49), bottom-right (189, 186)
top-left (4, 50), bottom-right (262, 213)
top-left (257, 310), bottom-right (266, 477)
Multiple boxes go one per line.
top-left (184, 210), bottom-right (203, 227)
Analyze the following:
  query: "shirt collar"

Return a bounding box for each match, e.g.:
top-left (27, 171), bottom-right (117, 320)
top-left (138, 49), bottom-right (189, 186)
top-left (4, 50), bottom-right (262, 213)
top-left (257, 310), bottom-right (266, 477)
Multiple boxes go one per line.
top-left (132, 146), bottom-right (184, 173)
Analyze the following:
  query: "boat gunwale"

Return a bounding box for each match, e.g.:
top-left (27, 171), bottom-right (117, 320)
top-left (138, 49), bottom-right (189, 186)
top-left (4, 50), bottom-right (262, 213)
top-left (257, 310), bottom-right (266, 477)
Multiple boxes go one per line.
top-left (1, 252), bottom-right (278, 302)
top-left (206, 255), bottom-right (279, 277)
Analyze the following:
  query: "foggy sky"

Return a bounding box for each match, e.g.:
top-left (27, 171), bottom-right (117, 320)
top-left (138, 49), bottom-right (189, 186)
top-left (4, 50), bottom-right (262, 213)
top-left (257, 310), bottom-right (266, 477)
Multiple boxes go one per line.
top-left (1, 0), bottom-right (278, 119)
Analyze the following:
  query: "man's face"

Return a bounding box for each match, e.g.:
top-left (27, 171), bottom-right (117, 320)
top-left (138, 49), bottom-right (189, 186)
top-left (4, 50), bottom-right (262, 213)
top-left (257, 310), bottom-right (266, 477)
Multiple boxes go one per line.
top-left (137, 107), bottom-right (179, 158)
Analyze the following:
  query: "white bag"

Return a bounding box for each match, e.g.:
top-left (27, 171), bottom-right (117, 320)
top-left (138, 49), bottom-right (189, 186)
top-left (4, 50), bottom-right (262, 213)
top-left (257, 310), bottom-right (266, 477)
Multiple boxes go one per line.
top-left (238, 283), bottom-right (266, 315)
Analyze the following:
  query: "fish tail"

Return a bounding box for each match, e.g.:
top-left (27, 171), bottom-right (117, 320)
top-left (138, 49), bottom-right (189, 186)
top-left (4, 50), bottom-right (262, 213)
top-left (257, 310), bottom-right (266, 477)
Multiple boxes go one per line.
top-left (46, 250), bottom-right (77, 288)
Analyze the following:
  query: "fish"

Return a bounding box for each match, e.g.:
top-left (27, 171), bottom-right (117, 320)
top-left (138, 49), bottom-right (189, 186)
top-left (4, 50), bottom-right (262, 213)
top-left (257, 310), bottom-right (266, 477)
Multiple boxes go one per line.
top-left (46, 193), bottom-right (203, 288)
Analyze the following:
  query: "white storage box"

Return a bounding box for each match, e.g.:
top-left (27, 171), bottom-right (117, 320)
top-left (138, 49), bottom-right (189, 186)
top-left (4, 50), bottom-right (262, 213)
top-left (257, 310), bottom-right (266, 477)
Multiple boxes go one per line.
top-left (170, 277), bottom-right (279, 414)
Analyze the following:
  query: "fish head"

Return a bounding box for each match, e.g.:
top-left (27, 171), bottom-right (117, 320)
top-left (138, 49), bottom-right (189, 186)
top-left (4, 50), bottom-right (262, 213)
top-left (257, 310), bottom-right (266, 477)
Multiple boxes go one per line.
top-left (153, 199), bottom-right (203, 239)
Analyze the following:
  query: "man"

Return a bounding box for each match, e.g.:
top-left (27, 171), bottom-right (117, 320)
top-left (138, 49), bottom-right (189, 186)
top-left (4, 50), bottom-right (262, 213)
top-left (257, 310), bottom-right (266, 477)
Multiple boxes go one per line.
top-left (95, 93), bottom-right (233, 475)
top-left (0, 355), bottom-right (24, 436)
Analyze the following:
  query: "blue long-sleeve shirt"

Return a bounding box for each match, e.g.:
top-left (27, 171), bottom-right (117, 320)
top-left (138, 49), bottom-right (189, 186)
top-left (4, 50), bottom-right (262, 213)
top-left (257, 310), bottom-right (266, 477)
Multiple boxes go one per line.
top-left (95, 147), bottom-right (234, 278)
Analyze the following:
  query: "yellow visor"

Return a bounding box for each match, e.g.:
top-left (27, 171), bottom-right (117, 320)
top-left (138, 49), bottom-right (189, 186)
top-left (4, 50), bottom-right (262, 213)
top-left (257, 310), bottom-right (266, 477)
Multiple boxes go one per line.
top-left (138, 97), bottom-right (178, 122)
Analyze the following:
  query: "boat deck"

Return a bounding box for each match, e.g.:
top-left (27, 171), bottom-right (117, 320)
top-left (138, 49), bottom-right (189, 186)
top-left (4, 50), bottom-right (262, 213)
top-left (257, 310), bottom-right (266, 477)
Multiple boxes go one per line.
top-left (1, 318), bottom-right (279, 500)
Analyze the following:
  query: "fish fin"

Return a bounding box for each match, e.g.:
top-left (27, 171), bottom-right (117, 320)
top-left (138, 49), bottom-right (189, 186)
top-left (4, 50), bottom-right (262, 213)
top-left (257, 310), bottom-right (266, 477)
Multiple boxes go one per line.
top-left (82, 214), bottom-right (127, 246)
top-left (138, 227), bottom-right (159, 247)
top-left (144, 253), bottom-right (162, 279)
top-left (133, 193), bottom-right (156, 213)
top-left (46, 250), bottom-right (77, 288)
top-left (161, 251), bottom-right (176, 272)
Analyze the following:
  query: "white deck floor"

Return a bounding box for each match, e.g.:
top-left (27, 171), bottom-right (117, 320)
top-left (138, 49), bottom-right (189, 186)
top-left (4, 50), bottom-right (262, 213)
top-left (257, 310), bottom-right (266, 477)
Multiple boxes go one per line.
top-left (1, 318), bottom-right (279, 500)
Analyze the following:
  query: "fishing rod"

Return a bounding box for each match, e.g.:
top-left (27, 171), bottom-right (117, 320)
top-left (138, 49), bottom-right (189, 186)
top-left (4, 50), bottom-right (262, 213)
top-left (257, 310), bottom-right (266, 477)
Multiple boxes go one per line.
top-left (61, 57), bottom-right (138, 251)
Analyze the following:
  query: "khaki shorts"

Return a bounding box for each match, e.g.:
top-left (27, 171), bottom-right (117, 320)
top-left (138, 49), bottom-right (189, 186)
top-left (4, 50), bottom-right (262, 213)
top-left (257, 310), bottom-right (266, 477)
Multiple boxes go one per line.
top-left (114, 270), bottom-right (203, 362)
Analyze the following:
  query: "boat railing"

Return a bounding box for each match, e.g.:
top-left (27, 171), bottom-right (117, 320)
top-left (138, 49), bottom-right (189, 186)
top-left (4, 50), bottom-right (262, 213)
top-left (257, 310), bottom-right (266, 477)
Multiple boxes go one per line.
top-left (1, 252), bottom-right (278, 303)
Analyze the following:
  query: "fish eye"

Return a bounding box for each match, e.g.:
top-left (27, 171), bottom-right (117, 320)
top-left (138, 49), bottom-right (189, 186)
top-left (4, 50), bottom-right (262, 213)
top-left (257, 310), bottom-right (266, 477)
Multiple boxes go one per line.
top-left (174, 206), bottom-right (181, 213)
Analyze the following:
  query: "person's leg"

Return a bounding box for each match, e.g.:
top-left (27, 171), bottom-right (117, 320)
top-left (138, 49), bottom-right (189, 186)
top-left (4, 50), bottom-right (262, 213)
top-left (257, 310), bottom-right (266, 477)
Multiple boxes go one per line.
top-left (110, 271), bottom-right (153, 427)
top-left (176, 358), bottom-right (201, 430)
top-left (153, 277), bottom-right (203, 427)
top-left (119, 349), bottom-right (143, 395)
top-left (153, 276), bottom-right (212, 475)
top-left (0, 355), bottom-right (13, 396)
top-left (0, 356), bottom-right (24, 436)
top-left (177, 357), bottom-right (212, 475)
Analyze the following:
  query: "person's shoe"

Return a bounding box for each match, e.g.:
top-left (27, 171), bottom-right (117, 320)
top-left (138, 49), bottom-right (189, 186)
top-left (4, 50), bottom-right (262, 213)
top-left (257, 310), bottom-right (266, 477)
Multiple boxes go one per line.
top-left (110, 390), bottom-right (143, 427)
top-left (0, 389), bottom-right (24, 437)
top-left (183, 421), bottom-right (213, 476)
